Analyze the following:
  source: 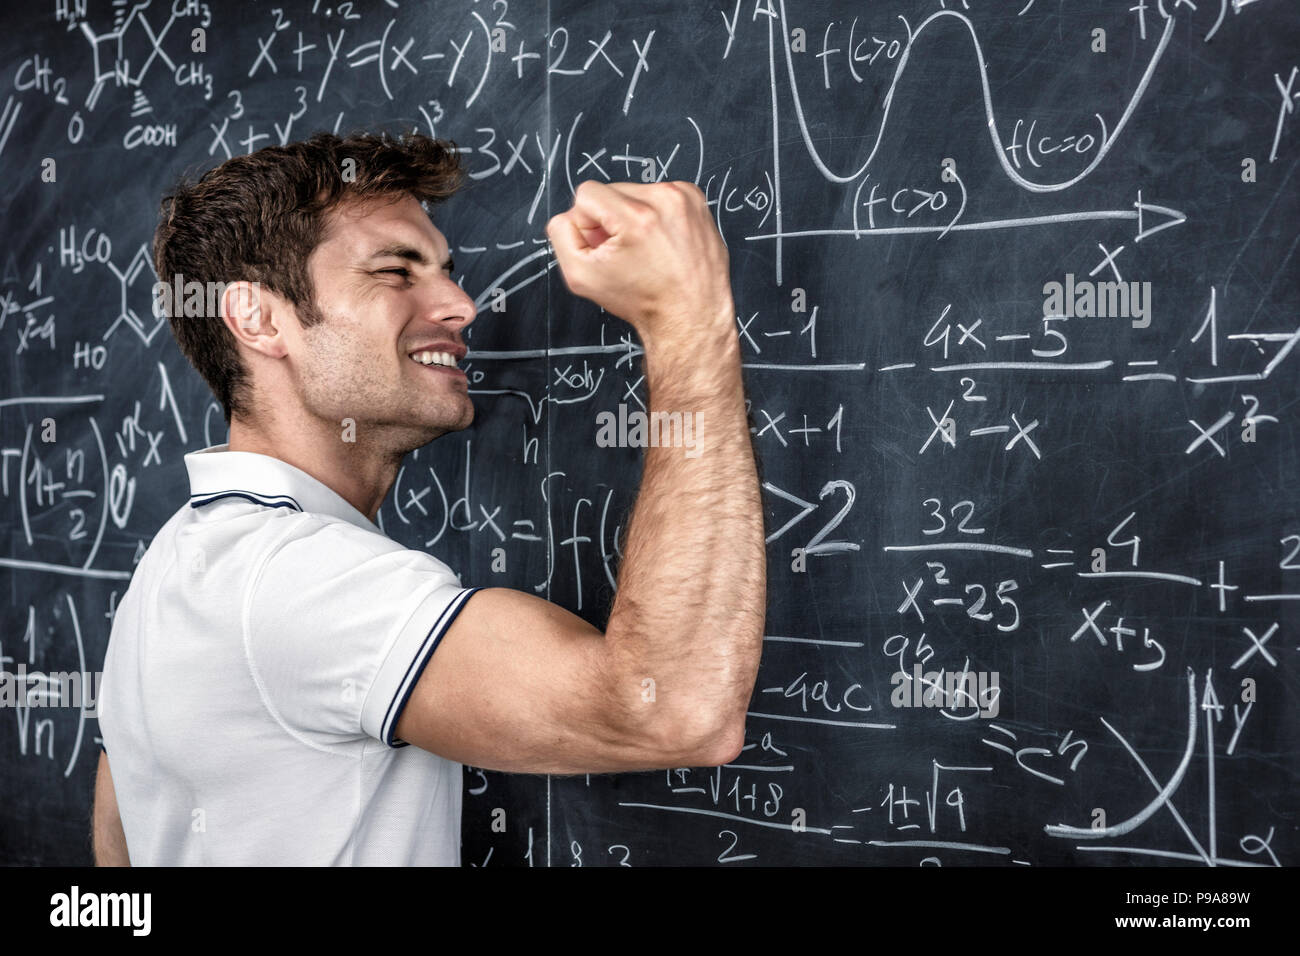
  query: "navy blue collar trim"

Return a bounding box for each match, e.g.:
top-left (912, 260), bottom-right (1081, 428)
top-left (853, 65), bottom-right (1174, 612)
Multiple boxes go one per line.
top-left (190, 490), bottom-right (303, 512)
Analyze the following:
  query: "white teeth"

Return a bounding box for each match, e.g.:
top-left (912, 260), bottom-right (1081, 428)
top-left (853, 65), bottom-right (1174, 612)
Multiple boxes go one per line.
top-left (411, 350), bottom-right (457, 368)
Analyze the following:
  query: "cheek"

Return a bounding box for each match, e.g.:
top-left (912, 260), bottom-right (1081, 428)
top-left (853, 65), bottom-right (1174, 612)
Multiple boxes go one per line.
top-left (299, 330), bottom-right (360, 388)
top-left (301, 306), bottom-right (403, 381)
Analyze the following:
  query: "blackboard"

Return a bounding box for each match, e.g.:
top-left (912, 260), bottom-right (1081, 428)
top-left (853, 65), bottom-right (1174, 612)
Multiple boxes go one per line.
top-left (1, 0), bottom-right (1296, 867)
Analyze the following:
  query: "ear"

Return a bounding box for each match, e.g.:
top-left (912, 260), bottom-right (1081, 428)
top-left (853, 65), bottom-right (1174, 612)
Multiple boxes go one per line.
top-left (221, 281), bottom-right (288, 359)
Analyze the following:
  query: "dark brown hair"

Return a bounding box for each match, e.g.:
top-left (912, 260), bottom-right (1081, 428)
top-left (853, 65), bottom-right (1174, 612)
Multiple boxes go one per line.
top-left (153, 131), bottom-right (465, 424)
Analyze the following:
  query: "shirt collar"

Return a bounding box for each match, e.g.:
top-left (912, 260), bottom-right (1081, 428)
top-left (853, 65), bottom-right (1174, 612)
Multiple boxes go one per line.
top-left (185, 443), bottom-right (378, 532)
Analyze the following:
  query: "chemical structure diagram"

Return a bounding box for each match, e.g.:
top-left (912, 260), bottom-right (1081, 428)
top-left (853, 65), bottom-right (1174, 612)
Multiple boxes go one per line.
top-left (53, 225), bottom-right (161, 346)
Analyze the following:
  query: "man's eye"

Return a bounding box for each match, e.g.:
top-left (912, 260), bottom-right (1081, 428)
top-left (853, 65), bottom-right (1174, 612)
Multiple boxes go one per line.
top-left (378, 268), bottom-right (411, 278)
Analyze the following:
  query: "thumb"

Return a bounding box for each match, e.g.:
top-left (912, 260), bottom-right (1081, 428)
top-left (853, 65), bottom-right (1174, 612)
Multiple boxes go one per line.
top-left (567, 204), bottom-right (613, 249)
top-left (569, 181), bottom-right (635, 249)
top-left (545, 211), bottom-right (594, 293)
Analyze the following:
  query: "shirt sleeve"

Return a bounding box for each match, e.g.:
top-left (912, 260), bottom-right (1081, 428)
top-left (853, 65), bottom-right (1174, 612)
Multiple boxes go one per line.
top-left (245, 516), bottom-right (480, 749)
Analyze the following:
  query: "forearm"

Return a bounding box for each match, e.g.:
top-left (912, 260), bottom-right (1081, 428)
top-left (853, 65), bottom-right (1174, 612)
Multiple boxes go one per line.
top-left (602, 312), bottom-right (767, 754)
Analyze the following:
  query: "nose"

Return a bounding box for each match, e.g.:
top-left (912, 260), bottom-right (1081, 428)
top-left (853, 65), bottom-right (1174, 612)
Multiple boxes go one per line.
top-left (430, 275), bottom-right (477, 332)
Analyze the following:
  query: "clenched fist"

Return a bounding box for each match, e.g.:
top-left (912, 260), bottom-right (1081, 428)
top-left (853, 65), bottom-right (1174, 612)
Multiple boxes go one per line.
top-left (545, 181), bottom-right (734, 351)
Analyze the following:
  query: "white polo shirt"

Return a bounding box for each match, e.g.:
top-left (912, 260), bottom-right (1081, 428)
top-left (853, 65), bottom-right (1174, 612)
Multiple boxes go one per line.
top-left (98, 442), bottom-right (480, 866)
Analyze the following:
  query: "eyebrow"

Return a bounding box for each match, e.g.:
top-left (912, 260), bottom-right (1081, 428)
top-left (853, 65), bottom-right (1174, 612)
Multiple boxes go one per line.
top-left (366, 243), bottom-right (454, 273)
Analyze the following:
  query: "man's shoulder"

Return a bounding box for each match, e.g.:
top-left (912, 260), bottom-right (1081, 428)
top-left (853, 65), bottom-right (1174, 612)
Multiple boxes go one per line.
top-left (264, 509), bottom-right (444, 565)
top-left (252, 510), bottom-right (464, 597)
top-left (184, 493), bottom-right (417, 564)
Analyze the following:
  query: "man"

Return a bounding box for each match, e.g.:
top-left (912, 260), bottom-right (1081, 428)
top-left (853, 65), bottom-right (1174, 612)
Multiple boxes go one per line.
top-left (92, 132), bottom-right (766, 866)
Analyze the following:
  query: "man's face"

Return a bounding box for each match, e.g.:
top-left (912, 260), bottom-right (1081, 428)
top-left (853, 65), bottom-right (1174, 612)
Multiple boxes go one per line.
top-left (288, 194), bottom-right (477, 451)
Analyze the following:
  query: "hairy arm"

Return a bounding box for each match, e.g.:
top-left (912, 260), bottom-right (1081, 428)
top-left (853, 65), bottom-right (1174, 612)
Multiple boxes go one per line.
top-left (395, 181), bottom-right (765, 773)
top-left (599, 313), bottom-right (764, 761)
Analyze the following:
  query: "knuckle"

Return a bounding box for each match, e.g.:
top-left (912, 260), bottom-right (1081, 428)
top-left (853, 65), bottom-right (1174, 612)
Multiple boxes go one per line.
top-left (659, 181), bottom-right (689, 206)
top-left (630, 202), bottom-right (658, 228)
top-left (674, 180), bottom-right (706, 203)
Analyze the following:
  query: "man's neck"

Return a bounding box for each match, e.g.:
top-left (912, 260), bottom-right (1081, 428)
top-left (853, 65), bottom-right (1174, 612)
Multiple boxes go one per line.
top-left (226, 415), bottom-right (402, 523)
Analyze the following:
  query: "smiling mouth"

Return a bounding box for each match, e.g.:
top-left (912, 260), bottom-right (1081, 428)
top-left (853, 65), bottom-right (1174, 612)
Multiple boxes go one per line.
top-left (409, 350), bottom-right (467, 379)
